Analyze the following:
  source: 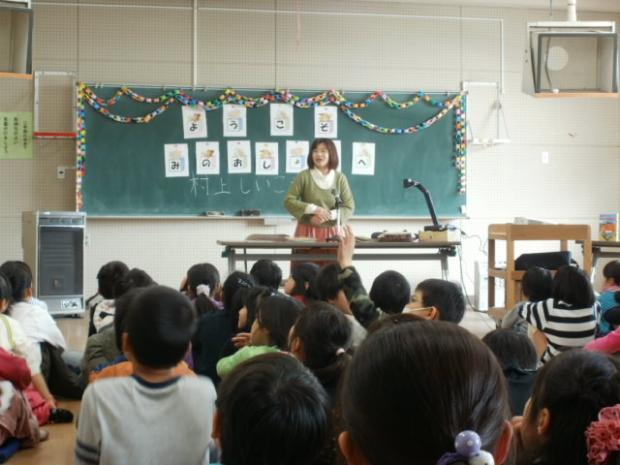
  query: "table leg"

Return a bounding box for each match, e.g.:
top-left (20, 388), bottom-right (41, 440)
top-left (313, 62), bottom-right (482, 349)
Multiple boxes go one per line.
top-left (440, 253), bottom-right (448, 280)
top-left (488, 238), bottom-right (496, 308)
top-left (228, 248), bottom-right (235, 275)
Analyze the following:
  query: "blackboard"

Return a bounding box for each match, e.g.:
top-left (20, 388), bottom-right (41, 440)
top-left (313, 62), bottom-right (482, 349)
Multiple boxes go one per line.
top-left (79, 87), bottom-right (467, 217)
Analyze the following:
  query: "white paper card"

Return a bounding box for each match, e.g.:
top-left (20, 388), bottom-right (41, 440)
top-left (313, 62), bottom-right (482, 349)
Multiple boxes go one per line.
top-left (182, 106), bottom-right (207, 139)
top-left (164, 144), bottom-right (189, 177)
top-left (286, 140), bottom-right (309, 173)
top-left (351, 142), bottom-right (375, 175)
top-left (270, 104), bottom-right (294, 136)
top-left (196, 141), bottom-right (220, 175)
top-left (227, 140), bottom-right (252, 173)
top-left (255, 142), bottom-right (279, 175)
top-left (314, 106), bottom-right (338, 138)
top-left (223, 104), bottom-right (247, 137)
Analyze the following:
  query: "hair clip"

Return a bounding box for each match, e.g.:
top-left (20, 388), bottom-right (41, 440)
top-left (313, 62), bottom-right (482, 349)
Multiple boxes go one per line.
top-left (586, 404), bottom-right (620, 465)
top-left (437, 431), bottom-right (494, 465)
top-left (196, 284), bottom-right (211, 297)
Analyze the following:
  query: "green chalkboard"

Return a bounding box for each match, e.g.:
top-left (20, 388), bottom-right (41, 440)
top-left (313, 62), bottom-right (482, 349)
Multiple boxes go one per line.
top-left (81, 87), bottom-right (466, 217)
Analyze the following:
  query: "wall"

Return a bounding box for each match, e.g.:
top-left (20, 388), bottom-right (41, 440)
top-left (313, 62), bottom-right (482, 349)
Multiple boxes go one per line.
top-left (0, 0), bottom-right (619, 302)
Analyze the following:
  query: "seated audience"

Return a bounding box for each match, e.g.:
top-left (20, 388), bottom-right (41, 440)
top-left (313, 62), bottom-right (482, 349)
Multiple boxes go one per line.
top-left (89, 261), bottom-right (129, 335)
top-left (214, 353), bottom-right (330, 465)
top-left (76, 285), bottom-right (216, 465)
top-left (216, 294), bottom-right (301, 377)
top-left (519, 265), bottom-right (599, 363)
top-left (185, 263), bottom-right (223, 316)
top-left (250, 259), bottom-right (282, 292)
top-left (513, 349), bottom-right (620, 465)
top-left (501, 266), bottom-right (553, 334)
top-left (405, 278), bottom-right (466, 323)
top-left (283, 262), bottom-right (320, 304)
top-left (483, 328), bottom-right (538, 415)
top-left (338, 320), bottom-right (512, 465)
top-left (597, 260), bottom-right (620, 336)
top-left (369, 270), bottom-right (411, 315)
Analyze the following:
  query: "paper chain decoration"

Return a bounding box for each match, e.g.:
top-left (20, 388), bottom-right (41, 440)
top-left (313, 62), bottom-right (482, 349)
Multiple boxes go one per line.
top-left (75, 84), bottom-right (467, 210)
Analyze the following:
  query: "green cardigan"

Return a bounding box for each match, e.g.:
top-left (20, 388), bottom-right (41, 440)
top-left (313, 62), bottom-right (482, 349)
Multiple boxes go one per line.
top-left (284, 170), bottom-right (355, 226)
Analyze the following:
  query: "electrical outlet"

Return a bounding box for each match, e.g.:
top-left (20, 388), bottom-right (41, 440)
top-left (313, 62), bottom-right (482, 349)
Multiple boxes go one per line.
top-left (57, 166), bottom-right (66, 179)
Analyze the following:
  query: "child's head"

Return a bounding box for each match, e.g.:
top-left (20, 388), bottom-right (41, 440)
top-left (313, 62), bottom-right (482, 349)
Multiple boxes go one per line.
top-left (482, 328), bottom-right (538, 371)
top-left (339, 320), bottom-right (512, 465)
top-left (552, 265), bottom-right (595, 308)
top-left (289, 301), bottom-right (352, 371)
top-left (250, 294), bottom-right (302, 349)
top-left (114, 288), bottom-right (146, 351)
top-left (602, 260), bottom-right (620, 286)
top-left (236, 286), bottom-right (272, 332)
top-left (522, 266), bottom-right (553, 302)
top-left (369, 270), bottom-right (411, 314)
top-left (96, 261), bottom-right (129, 299)
top-left (113, 268), bottom-right (155, 298)
top-left (284, 262), bottom-right (319, 301)
top-left (187, 263), bottom-right (221, 317)
top-left (250, 260), bottom-right (282, 291)
top-left (222, 272), bottom-right (255, 312)
top-left (0, 273), bottom-right (12, 312)
top-left (0, 261), bottom-right (32, 303)
top-left (315, 263), bottom-right (349, 313)
top-left (215, 352), bottom-right (330, 465)
top-left (407, 279), bottom-right (466, 323)
top-left (367, 312), bottom-right (423, 334)
top-left (123, 285), bottom-right (196, 369)
top-left (519, 350), bottom-right (620, 465)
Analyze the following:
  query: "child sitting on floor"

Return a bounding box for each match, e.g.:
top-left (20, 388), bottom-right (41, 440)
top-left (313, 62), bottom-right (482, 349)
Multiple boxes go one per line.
top-left (597, 260), bottom-right (620, 336)
top-left (76, 285), bottom-right (217, 465)
top-left (501, 266), bottom-right (553, 334)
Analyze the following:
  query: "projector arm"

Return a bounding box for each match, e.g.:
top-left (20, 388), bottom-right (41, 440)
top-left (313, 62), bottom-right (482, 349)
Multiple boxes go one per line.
top-left (403, 179), bottom-right (444, 231)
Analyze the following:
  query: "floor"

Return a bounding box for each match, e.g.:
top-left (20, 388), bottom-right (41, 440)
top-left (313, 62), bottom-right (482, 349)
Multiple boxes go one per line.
top-left (10, 310), bottom-right (496, 464)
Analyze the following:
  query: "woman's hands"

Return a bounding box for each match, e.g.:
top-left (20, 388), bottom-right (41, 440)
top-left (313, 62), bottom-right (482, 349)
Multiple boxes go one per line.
top-left (310, 207), bottom-right (332, 225)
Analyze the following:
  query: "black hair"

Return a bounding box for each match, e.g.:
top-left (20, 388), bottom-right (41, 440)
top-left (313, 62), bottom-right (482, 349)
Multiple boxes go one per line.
top-left (524, 350), bottom-right (620, 465)
top-left (0, 261), bottom-right (32, 303)
top-left (307, 138), bottom-right (339, 170)
top-left (125, 285), bottom-right (196, 369)
top-left (291, 302), bottom-right (352, 387)
top-left (113, 288), bottom-right (146, 351)
top-left (551, 265), bottom-right (595, 308)
top-left (482, 328), bottom-right (538, 371)
top-left (255, 294), bottom-right (302, 350)
top-left (603, 260), bottom-right (620, 286)
top-left (415, 279), bottom-right (466, 323)
top-left (0, 273), bottom-right (12, 304)
top-left (187, 263), bottom-right (221, 317)
top-left (369, 270), bottom-right (411, 314)
top-left (250, 260), bottom-right (282, 291)
top-left (367, 312), bottom-right (423, 334)
top-left (289, 262), bottom-right (320, 300)
top-left (217, 352), bottom-right (331, 465)
top-left (522, 266), bottom-right (553, 302)
top-left (315, 263), bottom-right (343, 301)
top-left (96, 261), bottom-right (129, 299)
top-left (235, 286), bottom-right (272, 332)
top-left (113, 268), bottom-right (155, 298)
top-left (222, 272), bottom-right (255, 313)
top-left (341, 321), bottom-right (509, 465)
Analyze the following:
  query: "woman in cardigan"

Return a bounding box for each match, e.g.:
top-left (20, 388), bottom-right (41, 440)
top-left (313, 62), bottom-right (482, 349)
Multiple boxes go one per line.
top-left (284, 138), bottom-right (354, 241)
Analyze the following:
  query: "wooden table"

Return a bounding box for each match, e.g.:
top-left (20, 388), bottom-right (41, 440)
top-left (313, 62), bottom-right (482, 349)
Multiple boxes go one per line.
top-left (217, 239), bottom-right (461, 277)
top-left (488, 224), bottom-right (592, 315)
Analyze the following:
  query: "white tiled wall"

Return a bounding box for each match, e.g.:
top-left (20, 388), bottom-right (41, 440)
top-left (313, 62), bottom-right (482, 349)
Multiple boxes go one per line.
top-left (0, 0), bottom-right (619, 301)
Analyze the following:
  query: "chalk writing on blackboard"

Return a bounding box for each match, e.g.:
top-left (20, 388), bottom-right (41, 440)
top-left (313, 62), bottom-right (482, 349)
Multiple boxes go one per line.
top-left (188, 176), bottom-right (287, 198)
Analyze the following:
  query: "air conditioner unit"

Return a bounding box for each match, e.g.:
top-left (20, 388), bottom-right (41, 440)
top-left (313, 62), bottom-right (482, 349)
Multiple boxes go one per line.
top-left (22, 212), bottom-right (86, 316)
top-left (522, 2), bottom-right (618, 97)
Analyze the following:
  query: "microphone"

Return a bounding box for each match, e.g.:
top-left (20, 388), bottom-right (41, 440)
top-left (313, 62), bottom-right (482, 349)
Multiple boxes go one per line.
top-left (331, 189), bottom-right (342, 207)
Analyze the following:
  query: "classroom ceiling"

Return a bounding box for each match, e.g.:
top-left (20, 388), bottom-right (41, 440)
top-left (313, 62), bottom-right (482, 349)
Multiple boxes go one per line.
top-left (365, 0), bottom-right (620, 13)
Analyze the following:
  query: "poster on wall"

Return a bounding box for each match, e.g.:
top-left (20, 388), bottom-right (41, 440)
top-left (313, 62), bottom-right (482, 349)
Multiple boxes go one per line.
top-left (314, 106), bottom-right (338, 138)
top-left (223, 104), bottom-right (247, 138)
top-left (227, 140), bottom-right (252, 173)
top-left (0, 112), bottom-right (33, 160)
top-left (351, 142), bottom-right (375, 175)
top-left (164, 143), bottom-right (189, 177)
top-left (270, 104), bottom-right (294, 136)
top-left (285, 140), bottom-right (309, 173)
top-left (255, 142), bottom-right (279, 175)
top-left (182, 106), bottom-right (207, 139)
top-left (195, 141), bottom-right (220, 175)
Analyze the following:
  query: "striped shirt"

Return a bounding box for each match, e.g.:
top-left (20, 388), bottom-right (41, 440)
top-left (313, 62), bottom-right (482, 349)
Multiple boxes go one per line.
top-left (518, 298), bottom-right (600, 363)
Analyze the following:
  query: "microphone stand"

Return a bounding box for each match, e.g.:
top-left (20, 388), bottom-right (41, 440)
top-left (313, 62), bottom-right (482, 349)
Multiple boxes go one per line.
top-left (403, 179), bottom-right (445, 231)
top-left (327, 190), bottom-right (344, 241)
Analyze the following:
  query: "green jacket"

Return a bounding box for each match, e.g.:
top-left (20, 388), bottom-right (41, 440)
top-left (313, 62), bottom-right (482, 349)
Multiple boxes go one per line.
top-left (339, 266), bottom-right (382, 329)
top-left (216, 345), bottom-right (279, 377)
top-left (284, 170), bottom-right (355, 226)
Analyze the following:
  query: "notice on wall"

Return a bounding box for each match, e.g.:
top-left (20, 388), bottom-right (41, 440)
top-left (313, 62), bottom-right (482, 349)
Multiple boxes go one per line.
top-left (255, 142), bottom-right (279, 175)
top-left (227, 140), bottom-right (252, 174)
top-left (196, 141), bottom-right (220, 175)
top-left (164, 143), bottom-right (189, 177)
top-left (351, 142), bottom-right (375, 175)
top-left (0, 112), bottom-right (33, 160)
top-left (223, 104), bottom-right (247, 138)
top-left (314, 106), bottom-right (338, 138)
top-left (270, 104), bottom-right (294, 136)
top-left (182, 106), bottom-right (207, 139)
top-left (285, 140), bottom-right (309, 173)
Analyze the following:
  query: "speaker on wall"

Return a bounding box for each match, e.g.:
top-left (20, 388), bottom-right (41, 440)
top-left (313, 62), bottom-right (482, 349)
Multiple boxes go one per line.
top-left (22, 211), bottom-right (86, 316)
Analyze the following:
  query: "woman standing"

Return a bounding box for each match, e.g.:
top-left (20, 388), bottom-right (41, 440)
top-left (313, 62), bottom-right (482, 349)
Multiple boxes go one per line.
top-left (284, 138), bottom-right (354, 241)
